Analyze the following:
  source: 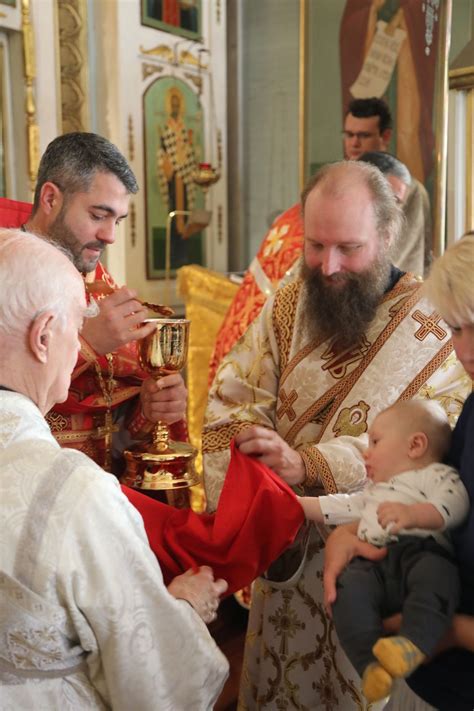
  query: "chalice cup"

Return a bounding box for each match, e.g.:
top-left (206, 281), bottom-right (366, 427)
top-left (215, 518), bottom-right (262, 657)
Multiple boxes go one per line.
top-left (123, 318), bottom-right (198, 491)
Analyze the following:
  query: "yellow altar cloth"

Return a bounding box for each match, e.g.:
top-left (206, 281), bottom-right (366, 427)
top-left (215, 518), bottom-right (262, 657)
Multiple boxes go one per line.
top-left (177, 265), bottom-right (239, 510)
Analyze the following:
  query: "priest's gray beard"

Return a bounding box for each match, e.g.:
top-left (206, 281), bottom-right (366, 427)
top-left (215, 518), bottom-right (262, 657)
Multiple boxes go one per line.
top-left (301, 252), bottom-right (391, 350)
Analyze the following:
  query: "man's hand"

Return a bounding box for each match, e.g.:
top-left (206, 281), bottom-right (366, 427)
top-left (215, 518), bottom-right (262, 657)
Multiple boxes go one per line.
top-left (323, 522), bottom-right (387, 616)
top-left (140, 374), bottom-right (187, 424)
top-left (167, 566), bottom-right (228, 624)
top-left (377, 501), bottom-right (444, 534)
top-left (82, 287), bottom-right (156, 354)
top-left (235, 425), bottom-right (306, 486)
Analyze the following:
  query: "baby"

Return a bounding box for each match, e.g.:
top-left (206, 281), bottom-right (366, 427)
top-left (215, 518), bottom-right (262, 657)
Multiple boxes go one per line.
top-left (299, 399), bottom-right (469, 703)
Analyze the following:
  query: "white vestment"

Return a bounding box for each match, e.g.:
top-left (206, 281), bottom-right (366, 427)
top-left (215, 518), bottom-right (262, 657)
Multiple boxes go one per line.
top-left (392, 178), bottom-right (432, 277)
top-left (203, 275), bottom-right (470, 710)
top-left (0, 391), bottom-right (228, 711)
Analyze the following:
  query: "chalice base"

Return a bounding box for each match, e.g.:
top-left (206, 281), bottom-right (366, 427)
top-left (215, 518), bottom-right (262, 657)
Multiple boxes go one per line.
top-left (123, 440), bottom-right (199, 491)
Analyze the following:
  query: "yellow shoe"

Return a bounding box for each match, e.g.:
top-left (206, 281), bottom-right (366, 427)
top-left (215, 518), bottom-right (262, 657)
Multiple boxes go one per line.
top-left (362, 662), bottom-right (393, 703)
top-left (373, 636), bottom-right (426, 678)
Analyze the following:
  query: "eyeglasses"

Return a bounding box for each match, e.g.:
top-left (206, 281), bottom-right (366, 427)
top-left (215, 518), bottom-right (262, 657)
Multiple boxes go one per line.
top-left (342, 131), bottom-right (378, 141)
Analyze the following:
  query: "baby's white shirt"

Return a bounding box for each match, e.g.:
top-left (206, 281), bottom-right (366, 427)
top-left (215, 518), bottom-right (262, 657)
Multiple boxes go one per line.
top-left (318, 463), bottom-right (469, 549)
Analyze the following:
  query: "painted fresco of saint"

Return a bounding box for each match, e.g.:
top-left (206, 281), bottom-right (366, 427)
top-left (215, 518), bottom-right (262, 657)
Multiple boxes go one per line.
top-left (157, 86), bottom-right (197, 268)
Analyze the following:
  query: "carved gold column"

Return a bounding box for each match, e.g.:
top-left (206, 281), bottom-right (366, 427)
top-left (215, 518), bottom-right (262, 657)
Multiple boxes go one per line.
top-left (56, 0), bottom-right (90, 133)
top-left (21, 0), bottom-right (40, 193)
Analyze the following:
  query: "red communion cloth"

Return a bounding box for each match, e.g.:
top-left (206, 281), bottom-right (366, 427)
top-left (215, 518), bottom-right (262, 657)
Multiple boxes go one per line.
top-left (123, 441), bottom-right (305, 594)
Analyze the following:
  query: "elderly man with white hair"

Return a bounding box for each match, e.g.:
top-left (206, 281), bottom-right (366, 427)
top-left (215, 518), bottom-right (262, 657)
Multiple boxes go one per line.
top-left (0, 228), bottom-right (228, 710)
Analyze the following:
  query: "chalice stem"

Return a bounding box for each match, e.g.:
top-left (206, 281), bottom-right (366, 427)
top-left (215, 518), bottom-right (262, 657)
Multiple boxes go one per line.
top-left (153, 420), bottom-right (170, 452)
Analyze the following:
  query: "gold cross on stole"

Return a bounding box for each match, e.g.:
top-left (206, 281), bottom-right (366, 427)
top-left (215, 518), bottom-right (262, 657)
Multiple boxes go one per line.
top-left (93, 410), bottom-right (120, 472)
top-left (412, 310), bottom-right (447, 341)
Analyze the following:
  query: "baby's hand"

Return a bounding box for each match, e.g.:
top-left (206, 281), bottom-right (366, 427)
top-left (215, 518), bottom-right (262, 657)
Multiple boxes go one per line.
top-left (377, 501), bottom-right (415, 534)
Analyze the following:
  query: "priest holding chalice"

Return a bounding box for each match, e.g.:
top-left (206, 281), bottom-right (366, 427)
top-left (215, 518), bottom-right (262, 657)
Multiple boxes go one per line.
top-left (8, 132), bottom-right (189, 477)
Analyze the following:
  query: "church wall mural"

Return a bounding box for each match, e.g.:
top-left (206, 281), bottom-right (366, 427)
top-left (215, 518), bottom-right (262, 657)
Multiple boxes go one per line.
top-left (143, 76), bottom-right (205, 279)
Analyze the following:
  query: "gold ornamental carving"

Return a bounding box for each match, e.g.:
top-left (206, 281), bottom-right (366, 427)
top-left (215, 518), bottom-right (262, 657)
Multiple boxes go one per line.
top-left (139, 43), bottom-right (208, 70)
top-left (129, 201), bottom-right (136, 248)
top-left (184, 72), bottom-right (202, 92)
top-left (21, 0), bottom-right (39, 193)
top-left (142, 62), bottom-right (164, 81)
top-left (449, 66), bottom-right (474, 91)
top-left (140, 43), bottom-right (175, 63)
top-left (57, 0), bottom-right (90, 133)
top-left (179, 49), bottom-right (207, 69)
top-left (127, 115), bottom-right (134, 162)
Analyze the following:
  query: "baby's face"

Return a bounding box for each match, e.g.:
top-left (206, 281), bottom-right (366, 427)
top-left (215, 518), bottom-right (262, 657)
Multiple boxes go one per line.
top-left (364, 411), bottom-right (411, 483)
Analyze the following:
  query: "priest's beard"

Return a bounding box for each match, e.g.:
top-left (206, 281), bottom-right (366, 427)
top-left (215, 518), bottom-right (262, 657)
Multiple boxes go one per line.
top-left (301, 251), bottom-right (391, 350)
top-left (48, 206), bottom-right (104, 274)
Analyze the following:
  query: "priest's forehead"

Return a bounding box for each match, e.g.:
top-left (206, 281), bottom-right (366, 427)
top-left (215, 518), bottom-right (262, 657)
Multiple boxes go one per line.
top-left (302, 161), bottom-right (402, 246)
top-left (304, 182), bottom-right (378, 240)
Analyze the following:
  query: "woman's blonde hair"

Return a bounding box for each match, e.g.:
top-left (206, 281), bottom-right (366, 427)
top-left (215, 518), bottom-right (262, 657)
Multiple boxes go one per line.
top-left (423, 233), bottom-right (474, 326)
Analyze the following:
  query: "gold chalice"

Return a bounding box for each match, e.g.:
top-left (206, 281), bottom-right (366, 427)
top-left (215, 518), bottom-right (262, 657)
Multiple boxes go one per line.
top-left (123, 318), bottom-right (198, 491)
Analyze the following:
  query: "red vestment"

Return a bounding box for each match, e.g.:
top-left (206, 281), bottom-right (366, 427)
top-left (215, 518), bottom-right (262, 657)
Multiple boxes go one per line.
top-left (209, 203), bottom-right (303, 382)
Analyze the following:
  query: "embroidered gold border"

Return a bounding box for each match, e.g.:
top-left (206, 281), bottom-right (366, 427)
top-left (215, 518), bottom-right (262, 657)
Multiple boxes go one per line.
top-left (79, 336), bottom-right (98, 363)
top-left (299, 446), bottom-right (319, 487)
top-left (397, 341), bottom-right (453, 401)
top-left (87, 385), bottom-right (140, 408)
top-left (380, 272), bottom-right (418, 302)
top-left (300, 446), bottom-right (336, 494)
top-left (110, 386), bottom-right (141, 406)
top-left (54, 430), bottom-right (93, 443)
top-left (202, 421), bottom-right (250, 453)
top-left (273, 281), bottom-right (301, 373)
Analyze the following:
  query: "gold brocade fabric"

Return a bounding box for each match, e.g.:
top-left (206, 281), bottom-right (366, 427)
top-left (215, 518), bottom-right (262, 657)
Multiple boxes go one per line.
top-left (177, 265), bottom-right (239, 510)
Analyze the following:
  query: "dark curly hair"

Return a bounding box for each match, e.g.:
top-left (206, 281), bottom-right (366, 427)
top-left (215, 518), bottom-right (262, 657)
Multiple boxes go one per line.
top-left (33, 132), bottom-right (138, 212)
top-left (346, 97), bottom-right (392, 134)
